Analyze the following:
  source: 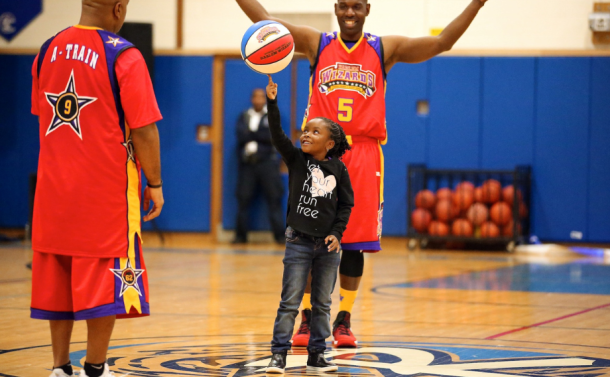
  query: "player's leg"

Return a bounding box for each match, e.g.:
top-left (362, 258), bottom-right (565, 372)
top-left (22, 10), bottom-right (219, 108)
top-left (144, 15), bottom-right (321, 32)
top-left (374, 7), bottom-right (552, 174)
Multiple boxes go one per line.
top-left (258, 159), bottom-right (287, 243)
top-left (234, 163), bottom-right (257, 243)
top-left (50, 320), bottom-right (75, 375)
top-left (77, 235), bottom-right (150, 377)
top-left (334, 141), bottom-right (383, 347)
top-left (292, 273), bottom-right (313, 347)
top-left (85, 316), bottom-right (116, 363)
top-left (31, 251), bottom-right (76, 377)
top-left (333, 251), bottom-right (364, 347)
top-left (307, 242), bottom-right (340, 372)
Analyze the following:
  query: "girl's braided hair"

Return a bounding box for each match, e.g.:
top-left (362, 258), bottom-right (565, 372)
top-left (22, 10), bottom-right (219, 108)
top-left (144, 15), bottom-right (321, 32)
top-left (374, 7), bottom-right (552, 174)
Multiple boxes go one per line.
top-left (314, 117), bottom-right (351, 159)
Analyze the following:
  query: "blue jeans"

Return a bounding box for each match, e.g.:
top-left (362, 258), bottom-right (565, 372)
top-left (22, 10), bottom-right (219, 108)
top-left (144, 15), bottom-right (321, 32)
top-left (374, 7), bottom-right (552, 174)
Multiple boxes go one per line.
top-left (271, 227), bottom-right (340, 353)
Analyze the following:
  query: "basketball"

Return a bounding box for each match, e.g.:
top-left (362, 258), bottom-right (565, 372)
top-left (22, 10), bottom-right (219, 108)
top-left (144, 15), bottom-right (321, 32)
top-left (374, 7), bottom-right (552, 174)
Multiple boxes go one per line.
top-left (502, 219), bottom-right (521, 237)
top-left (502, 185), bottom-right (522, 206)
top-left (436, 187), bottom-right (453, 201)
top-left (241, 20), bottom-right (295, 74)
top-left (452, 189), bottom-right (474, 211)
top-left (415, 189), bottom-right (436, 209)
top-left (481, 179), bottom-right (501, 203)
top-left (490, 202), bottom-right (512, 226)
top-left (466, 203), bottom-right (488, 226)
top-left (452, 219), bottom-right (473, 237)
top-left (456, 181), bottom-right (475, 193)
top-left (428, 221), bottom-right (449, 236)
top-left (480, 221), bottom-right (500, 238)
top-left (435, 199), bottom-right (458, 222)
top-left (519, 202), bottom-right (529, 219)
top-left (473, 186), bottom-right (484, 203)
top-left (411, 208), bottom-right (432, 233)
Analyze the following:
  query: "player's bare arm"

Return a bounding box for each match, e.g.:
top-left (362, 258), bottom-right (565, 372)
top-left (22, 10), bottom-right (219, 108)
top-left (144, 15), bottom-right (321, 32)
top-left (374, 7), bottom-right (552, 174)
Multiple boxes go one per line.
top-left (235, 0), bottom-right (321, 64)
top-left (131, 123), bottom-right (164, 221)
top-left (383, 0), bottom-right (488, 70)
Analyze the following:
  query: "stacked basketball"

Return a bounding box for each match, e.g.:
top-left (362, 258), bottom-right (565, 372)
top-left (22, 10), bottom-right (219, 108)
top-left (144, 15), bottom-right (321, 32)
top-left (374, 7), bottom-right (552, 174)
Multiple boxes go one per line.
top-left (411, 180), bottom-right (527, 238)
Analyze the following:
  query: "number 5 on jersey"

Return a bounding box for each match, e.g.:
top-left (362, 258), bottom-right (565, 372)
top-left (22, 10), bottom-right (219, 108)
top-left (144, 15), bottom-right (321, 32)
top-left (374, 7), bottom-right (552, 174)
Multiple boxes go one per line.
top-left (338, 98), bottom-right (354, 122)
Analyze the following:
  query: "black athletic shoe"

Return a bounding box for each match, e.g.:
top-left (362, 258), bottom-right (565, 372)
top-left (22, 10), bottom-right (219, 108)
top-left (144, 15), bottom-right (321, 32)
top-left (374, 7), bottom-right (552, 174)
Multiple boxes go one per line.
top-left (306, 352), bottom-right (338, 372)
top-left (266, 351), bottom-right (287, 373)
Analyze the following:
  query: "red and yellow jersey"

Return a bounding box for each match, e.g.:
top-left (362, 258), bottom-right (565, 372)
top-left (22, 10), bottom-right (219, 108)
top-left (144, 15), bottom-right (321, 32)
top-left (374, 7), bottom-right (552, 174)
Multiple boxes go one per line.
top-left (303, 31), bottom-right (387, 142)
top-left (31, 25), bottom-right (162, 258)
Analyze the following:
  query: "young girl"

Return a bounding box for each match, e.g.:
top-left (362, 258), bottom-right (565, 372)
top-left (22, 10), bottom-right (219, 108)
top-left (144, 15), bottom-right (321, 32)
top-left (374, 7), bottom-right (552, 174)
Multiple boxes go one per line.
top-left (265, 75), bottom-right (354, 373)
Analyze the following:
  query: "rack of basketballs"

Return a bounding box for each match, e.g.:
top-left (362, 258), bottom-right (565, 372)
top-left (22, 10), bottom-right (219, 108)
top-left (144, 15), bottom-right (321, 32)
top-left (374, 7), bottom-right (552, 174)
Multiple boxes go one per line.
top-left (407, 165), bottom-right (531, 251)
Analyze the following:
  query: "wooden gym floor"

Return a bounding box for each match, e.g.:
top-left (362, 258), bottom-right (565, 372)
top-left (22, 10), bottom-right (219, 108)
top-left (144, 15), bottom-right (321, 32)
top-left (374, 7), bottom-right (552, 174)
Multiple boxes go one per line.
top-left (1, 235), bottom-right (610, 377)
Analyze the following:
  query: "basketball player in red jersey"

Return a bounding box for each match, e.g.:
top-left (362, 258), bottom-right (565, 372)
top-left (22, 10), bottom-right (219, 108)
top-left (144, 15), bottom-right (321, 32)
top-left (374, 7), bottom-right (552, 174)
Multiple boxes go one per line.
top-left (30, 0), bottom-right (163, 376)
top-left (236, 0), bottom-right (489, 347)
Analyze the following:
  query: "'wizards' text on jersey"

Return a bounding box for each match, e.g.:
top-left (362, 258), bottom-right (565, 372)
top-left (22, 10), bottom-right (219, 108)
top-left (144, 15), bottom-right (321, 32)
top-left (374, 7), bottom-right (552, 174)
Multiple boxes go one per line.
top-left (304, 32), bottom-right (387, 143)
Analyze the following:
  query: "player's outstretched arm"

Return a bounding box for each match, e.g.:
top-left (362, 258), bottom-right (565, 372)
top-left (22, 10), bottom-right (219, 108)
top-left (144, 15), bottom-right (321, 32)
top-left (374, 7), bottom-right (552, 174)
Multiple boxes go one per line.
top-left (236, 0), bottom-right (321, 63)
top-left (132, 123), bottom-right (164, 222)
top-left (383, 0), bottom-right (487, 69)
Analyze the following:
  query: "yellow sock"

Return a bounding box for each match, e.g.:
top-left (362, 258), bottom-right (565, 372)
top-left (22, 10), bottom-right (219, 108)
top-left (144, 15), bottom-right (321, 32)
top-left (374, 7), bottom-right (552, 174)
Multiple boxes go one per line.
top-left (339, 288), bottom-right (358, 313)
top-left (302, 293), bottom-right (312, 310)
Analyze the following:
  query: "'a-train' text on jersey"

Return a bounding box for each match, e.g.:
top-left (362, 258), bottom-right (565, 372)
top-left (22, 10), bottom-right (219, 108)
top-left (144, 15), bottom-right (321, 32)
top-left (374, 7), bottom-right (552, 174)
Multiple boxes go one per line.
top-left (303, 32), bottom-right (386, 142)
top-left (31, 25), bottom-right (162, 258)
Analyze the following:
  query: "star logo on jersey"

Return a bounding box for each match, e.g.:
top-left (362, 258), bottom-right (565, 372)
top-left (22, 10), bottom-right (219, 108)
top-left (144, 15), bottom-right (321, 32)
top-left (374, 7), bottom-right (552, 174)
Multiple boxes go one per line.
top-left (367, 34), bottom-right (377, 42)
top-left (326, 32), bottom-right (335, 38)
top-left (122, 136), bottom-right (136, 163)
top-left (45, 70), bottom-right (97, 140)
top-left (105, 36), bottom-right (124, 47)
top-left (110, 259), bottom-right (145, 297)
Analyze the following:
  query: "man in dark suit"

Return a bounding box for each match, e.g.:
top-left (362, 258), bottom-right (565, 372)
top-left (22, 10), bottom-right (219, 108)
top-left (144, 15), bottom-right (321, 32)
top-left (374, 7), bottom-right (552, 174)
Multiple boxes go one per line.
top-left (234, 88), bottom-right (285, 244)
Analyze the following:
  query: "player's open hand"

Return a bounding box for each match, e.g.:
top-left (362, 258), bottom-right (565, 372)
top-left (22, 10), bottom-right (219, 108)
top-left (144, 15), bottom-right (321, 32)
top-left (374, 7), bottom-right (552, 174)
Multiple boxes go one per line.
top-left (143, 186), bottom-right (164, 222)
top-left (267, 75), bottom-right (278, 100)
top-left (325, 235), bottom-right (340, 253)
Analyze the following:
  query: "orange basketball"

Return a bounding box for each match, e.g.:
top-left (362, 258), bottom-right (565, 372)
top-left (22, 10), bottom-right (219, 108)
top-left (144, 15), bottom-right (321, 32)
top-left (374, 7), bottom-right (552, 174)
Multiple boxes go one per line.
top-left (436, 187), bottom-right (453, 201)
top-left (452, 218), bottom-right (473, 237)
top-left (481, 179), bottom-right (501, 203)
top-left (452, 189), bottom-right (474, 211)
top-left (480, 221), bottom-right (500, 238)
top-left (502, 185), bottom-right (522, 206)
top-left (435, 199), bottom-right (458, 222)
top-left (519, 202), bottom-right (529, 219)
top-left (428, 221), bottom-right (449, 236)
top-left (415, 189), bottom-right (436, 210)
top-left (490, 202), bottom-right (512, 226)
top-left (456, 181), bottom-right (475, 193)
top-left (466, 203), bottom-right (488, 226)
top-left (411, 208), bottom-right (432, 233)
top-left (502, 219), bottom-right (522, 237)
top-left (473, 186), bottom-right (484, 202)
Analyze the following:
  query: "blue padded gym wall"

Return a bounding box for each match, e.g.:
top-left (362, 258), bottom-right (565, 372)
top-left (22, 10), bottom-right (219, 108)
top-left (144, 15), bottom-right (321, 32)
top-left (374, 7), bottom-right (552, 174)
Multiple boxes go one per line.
top-left (144, 56), bottom-right (213, 232)
top-left (0, 55), bottom-right (39, 228)
top-left (534, 58), bottom-right (590, 241)
top-left (222, 59), bottom-right (290, 232)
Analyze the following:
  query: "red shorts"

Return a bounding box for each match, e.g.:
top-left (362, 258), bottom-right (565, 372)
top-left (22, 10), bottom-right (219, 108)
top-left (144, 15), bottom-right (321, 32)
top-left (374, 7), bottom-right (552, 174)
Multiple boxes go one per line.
top-left (30, 235), bottom-right (149, 321)
top-left (341, 136), bottom-right (383, 252)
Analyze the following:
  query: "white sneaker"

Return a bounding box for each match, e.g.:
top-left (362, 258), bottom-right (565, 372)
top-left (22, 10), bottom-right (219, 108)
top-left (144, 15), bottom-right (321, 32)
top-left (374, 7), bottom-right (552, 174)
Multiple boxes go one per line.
top-left (48, 368), bottom-right (73, 377)
top-left (78, 364), bottom-right (115, 377)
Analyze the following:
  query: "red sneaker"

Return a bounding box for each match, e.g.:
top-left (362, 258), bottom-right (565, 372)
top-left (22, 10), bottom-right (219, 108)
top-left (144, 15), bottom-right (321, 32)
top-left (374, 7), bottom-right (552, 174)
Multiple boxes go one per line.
top-left (291, 309), bottom-right (311, 347)
top-left (333, 311), bottom-right (358, 348)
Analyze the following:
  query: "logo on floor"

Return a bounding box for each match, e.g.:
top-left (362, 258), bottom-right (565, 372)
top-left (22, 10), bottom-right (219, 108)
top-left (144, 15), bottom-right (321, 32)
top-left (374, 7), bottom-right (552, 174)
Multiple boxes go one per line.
top-left (67, 340), bottom-right (610, 377)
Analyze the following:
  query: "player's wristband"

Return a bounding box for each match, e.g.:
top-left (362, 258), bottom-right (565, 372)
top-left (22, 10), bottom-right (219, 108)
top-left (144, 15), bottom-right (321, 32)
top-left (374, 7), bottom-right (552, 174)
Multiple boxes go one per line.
top-left (147, 180), bottom-right (163, 189)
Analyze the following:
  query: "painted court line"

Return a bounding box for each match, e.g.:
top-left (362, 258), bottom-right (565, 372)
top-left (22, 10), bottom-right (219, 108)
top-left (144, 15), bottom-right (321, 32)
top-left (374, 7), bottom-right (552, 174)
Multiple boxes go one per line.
top-left (486, 302), bottom-right (610, 340)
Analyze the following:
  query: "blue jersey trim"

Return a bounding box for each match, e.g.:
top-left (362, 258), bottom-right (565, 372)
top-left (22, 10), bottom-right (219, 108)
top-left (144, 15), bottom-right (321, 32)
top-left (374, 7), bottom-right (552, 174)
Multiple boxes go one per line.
top-left (96, 30), bottom-right (135, 136)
